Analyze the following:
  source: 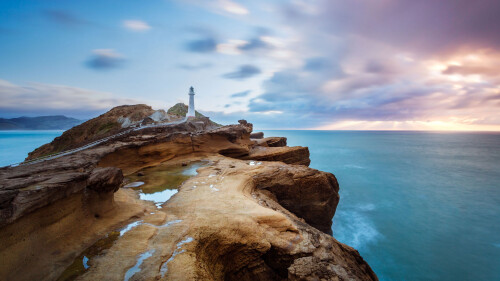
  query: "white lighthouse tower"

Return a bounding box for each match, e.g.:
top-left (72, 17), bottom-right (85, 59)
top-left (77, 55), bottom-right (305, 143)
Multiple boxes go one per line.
top-left (187, 86), bottom-right (195, 118)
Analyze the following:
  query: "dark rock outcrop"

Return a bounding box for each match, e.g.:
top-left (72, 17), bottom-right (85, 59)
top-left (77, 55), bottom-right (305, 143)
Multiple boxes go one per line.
top-left (255, 137), bottom-right (287, 147)
top-left (250, 131), bottom-right (264, 139)
top-left (252, 164), bottom-right (339, 234)
top-left (87, 167), bottom-right (123, 193)
top-left (244, 146), bottom-right (311, 166)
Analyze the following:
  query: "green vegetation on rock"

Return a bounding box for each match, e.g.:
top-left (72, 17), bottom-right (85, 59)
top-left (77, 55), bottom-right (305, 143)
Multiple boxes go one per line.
top-left (167, 103), bottom-right (204, 117)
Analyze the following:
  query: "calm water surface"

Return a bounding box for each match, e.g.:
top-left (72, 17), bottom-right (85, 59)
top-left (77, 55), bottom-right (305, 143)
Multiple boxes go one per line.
top-left (0, 130), bottom-right (63, 166)
top-left (263, 130), bottom-right (500, 281)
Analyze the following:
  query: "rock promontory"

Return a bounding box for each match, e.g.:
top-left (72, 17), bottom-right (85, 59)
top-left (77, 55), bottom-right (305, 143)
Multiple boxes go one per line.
top-left (0, 105), bottom-right (377, 281)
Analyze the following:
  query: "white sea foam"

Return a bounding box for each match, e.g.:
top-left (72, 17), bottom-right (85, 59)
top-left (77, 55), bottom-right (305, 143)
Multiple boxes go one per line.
top-left (334, 210), bottom-right (380, 250)
top-left (344, 164), bottom-right (365, 169)
top-left (357, 203), bottom-right (376, 211)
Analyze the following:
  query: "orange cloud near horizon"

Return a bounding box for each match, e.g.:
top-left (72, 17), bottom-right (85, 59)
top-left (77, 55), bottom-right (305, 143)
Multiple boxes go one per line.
top-left (313, 120), bottom-right (500, 132)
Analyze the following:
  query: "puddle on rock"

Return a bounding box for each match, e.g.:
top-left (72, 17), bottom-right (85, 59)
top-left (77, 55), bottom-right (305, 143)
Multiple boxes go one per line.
top-left (58, 161), bottom-right (209, 281)
top-left (126, 161), bottom-right (209, 205)
top-left (120, 221), bottom-right (143, 236)
top-left (160, 236), bottom-right (195, 277)
top-left (123, 181), bottom-right (144, 188)
top-left (57, 231), bottom-right (120, 281)
top-left (124, 249), bottom-right (156, 281)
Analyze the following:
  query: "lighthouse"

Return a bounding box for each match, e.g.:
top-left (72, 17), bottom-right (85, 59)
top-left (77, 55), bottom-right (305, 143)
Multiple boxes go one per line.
top-left (187, 86), bottom-right (195, 118)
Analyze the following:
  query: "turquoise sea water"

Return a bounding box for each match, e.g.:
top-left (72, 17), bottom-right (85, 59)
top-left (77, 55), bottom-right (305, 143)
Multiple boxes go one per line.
top-left (1, 130), bottom-right (500, 280)
top-left (262, 130), bottom-right (500, 281)
top-left (0, 130), bottom-right (63, 166)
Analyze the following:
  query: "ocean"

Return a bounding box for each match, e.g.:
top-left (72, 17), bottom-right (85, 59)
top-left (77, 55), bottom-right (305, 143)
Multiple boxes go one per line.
top-left (262, 130), bottom-right (500, 281)
top-left (1, 130), bottom-right (500, 280)
top-left (0, 130), bottom-right (63, 166)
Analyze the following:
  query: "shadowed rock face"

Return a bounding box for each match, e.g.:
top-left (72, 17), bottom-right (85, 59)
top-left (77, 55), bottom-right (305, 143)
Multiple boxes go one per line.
top-left (252, 165), bottom-right (339, 235)
top-left (264, 137), bottom-right (288, 147)
top-left (254, 137), bottom-right (287, 148)
top-left (0, 115), bottom-right (377, 281)
top-left (250, 132), bottom-right (264, 139)
top-left (87, 167), bottom-right (123, 193)
top-left (243, 146), bottom-right (311, 166)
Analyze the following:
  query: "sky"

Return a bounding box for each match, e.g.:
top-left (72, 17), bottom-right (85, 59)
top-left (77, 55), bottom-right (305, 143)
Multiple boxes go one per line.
top-left (1, 0), bottom-right (500, 130)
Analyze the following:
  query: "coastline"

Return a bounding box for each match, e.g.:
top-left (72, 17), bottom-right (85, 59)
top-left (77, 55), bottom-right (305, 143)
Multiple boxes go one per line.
top-left (0, 118), bottom-right (377, 280)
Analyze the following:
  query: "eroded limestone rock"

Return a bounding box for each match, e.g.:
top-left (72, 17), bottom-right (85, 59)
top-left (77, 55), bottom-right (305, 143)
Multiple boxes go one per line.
top-left (0, 115), bottom-right (377, 281)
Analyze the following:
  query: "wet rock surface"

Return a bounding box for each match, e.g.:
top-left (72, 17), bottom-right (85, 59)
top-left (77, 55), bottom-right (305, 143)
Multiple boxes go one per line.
top-left (0, 113), bottom-right (377, 280)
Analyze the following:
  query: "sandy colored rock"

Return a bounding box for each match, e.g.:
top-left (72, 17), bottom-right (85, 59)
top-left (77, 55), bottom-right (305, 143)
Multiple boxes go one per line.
top-left (0, 110), bottom-right (377, 281)
top-left (0, 188), bottom-right (151, 281)
top-left (73, 158), bottom-right (376, 281)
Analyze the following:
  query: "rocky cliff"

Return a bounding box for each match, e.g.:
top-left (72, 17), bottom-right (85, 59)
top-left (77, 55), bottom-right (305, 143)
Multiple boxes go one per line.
top-left (0, 111), bottom-right (377, 280)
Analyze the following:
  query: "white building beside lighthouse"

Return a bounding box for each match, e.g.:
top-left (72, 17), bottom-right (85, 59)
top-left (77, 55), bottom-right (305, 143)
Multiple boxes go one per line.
top-left (187, 86), bottom-right (195, 118)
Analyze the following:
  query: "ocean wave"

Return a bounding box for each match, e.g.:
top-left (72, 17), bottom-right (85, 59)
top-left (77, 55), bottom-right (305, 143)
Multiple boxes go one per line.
top-left (333, 209), bottom-right (380, 250)
top-left (357, 203), bottom-right (376, 211)
top-left (344, 164), bottom-right (365, 169)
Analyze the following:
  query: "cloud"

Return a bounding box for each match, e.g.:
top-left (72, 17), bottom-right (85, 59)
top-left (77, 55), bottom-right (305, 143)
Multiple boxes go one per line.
top-left (238, 37), bottom-right (270, 51)
top-left (177, 62), bottom-right (213, 71)
top-left (44, 10), bottom-right (88, 26)
top-left (231, 90), bottom-right (251, 98)
top-left (283, 0), bottom-right (500, 55)
top-left (244, 45), bottom-right (500, 128)
top-left (181, 0), bottom-right (249, 16)
top-left (0, 79), bottom-right (143, 119)
top-left (85, 49), bottom-right (125, 70)
top-left (203, 0), bottom-right (498, 129)
top-left (223, 65), bottom-right (261, 80)
top-left (218, 0), bottom-right (248, 15)
top-left (123, 20), bottom-right (151, 32)
top-left (237, 27), bottom-right (273, 52)
top-left (185, 38), bottom-right (217, 53)
top-left (442, 65), bottom-right (498, 77)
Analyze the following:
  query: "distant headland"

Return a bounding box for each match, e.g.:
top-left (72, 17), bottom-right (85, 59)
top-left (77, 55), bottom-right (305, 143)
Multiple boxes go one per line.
top-left (0, 115), bottom-right (83, 130)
